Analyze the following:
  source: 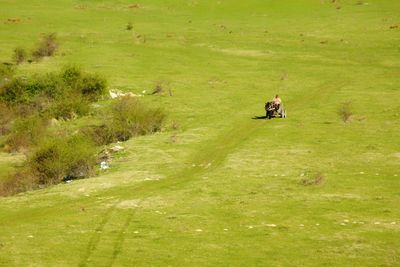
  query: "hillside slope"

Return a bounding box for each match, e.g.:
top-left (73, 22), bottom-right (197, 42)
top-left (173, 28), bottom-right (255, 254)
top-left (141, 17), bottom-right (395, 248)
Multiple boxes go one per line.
top-left (0, 0), bottom-right (399, 266)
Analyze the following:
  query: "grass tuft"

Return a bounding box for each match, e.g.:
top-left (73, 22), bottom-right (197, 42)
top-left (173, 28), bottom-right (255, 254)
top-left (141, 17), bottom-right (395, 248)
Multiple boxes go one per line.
top-left (32, 33), bottom-right (58, 61)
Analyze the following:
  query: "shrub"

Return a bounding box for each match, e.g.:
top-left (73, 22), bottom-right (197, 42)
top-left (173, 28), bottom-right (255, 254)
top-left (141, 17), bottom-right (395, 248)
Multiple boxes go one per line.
top-left (338, 101), bottom-right (353, 123)
top-left (78, 73), bottom-right (107, 100)
top-left (300, 172), bottom-right (325, 186)
top-left (0, 103), bottom-right (15, 135)
top-left (0, 77), bottom-right (30, 104)
top-left (0, 63), bottom-right (16, 97)
top-left (61, 65), bottom-right (83, 87)
top-left (0, 62), bottom-right (15, 82)
top-left (48, 93), bottom-right (90, 120)
top-left (109, 97), bottom-right (165, 136)
top-left (5, 114), bottom-right (47, 152)
top-left (13, 47), bottom-right (27, 64)
top-left (126, 22), bottom-right (133, 30)
top-left (0, 68), bottom-right (104, 117)
top-left (82, 98), bottom-right (166, 145)
top-left (32, 33), bottom-right (58, 61)
top-left (28, 135), bottom-right (97, 184)
top-left (81, 125), bottom-right (114, 146)
top-left (0, 170), bottom-right (38, 196)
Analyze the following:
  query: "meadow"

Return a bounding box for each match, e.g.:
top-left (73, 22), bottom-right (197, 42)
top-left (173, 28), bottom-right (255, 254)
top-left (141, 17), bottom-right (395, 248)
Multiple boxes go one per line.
top-left (0, 0), bottom-right (399, 266)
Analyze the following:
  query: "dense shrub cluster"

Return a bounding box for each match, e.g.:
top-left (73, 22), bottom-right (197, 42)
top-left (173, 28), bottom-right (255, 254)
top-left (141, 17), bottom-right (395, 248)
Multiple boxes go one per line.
top-left (83, 97), bottom-right (165, 145)
top-left (0, 66), bottom-right (106, 153)
top-left (0, 67), bottom-right (166, 196)
top-left (0, 66), bottom-right (106, 119)
top-left (0, 135), bottom-right (97, 196)
top-left (28, 135), bottom-right (97, 184)
top-left (5, 114), bottom-right (47, 152)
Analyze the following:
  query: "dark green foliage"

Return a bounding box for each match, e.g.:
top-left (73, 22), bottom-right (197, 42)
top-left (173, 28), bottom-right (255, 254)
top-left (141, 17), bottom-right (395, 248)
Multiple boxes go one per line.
top-left (49, 93), bottom-right (90, 119)
top-left (28, 135), bottom-right (97, 184)
top-left (82, 98), bottom-right (165, 145)
top-left (32, 33), bottom-right (58, 61)
top-left (5, 114), bottom-right (47, 152)
top-left (78, 74), bottom-right (107, 100)
top-left (0, 63), bottom-right (15, 88)
top-left (81, 125), bottom-right (114, 146)
top-left (0, 103), bottom-right (15, 135)
top-left (111, 97), bottom-right (165, 134)
top-left (0, 67), bottom-right (105, 119)
top-left (61, 65), bottom-right (82, 86)
top-left (0, 170), bottom-right (38, 196)
top-left (13, 47), bottom-right (27, 64)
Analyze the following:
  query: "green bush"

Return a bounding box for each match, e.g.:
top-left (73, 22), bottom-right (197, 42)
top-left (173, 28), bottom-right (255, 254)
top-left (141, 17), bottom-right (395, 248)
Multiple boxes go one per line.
top-left (28, 135), bottom-right (97, 184)
top-left (0, 103), bottom-right (15, 135)
top-left (0, 170), bottom-right (38, 196)
top-left (0, 75), bottom-right (60, 105)
top-left (48, 92), bottom-right (90, 120)
top-left (81, 125), bottom-right (114, 146)
top-left (108, 97), bottom-right (165, 138)
top-left (0, 67), bottom-right (105, 120)
top-left (81, 98), bottom-right (165, 145)
top-left (78, 73), bottom-right (107, 100)
top-left (61, 65), bottom-right (82, 87)
top-left (5, 114), bottom-right (47, 152)
top-left (32, 33), bottom-right (58, 61)
top-left (0, 63), bottom-right (15, 87)
top-left (13, 47), bottom-right (27, 64)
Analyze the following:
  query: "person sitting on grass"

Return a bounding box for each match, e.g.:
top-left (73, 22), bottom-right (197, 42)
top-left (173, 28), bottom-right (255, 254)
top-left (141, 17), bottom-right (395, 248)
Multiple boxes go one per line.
top-left (273, 94), bottom-right (282, 110)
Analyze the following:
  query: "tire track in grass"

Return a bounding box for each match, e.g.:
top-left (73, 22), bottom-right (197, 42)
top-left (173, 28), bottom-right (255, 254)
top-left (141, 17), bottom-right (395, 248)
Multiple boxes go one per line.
top-left (102, 119), bottom-right (264, 265)
top-left (106, 118), bottom-right (265, 199)
top-left (79, 203), bottom-right (117, 267)
top-left (83, 80), bottom-right (342, 264)
top-left (108, 210), bottom-right (135, 267)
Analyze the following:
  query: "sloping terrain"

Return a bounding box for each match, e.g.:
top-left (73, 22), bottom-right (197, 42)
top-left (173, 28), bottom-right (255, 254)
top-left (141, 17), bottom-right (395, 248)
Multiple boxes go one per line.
top-left (0, 0), bottom-right (399, 266)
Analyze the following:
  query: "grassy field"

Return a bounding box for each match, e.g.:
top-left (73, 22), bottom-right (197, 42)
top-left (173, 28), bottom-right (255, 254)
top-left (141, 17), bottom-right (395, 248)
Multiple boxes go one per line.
top-left (1, 0), bottom-right (400, 266)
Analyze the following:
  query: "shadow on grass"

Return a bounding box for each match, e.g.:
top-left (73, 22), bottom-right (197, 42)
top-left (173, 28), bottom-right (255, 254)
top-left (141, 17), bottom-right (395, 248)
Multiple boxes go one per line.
top-left (252, 115), bottom-right (268, 120)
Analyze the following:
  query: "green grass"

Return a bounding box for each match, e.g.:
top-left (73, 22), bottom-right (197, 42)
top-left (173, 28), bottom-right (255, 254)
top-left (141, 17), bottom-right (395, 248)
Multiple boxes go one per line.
top-left (1, 0), bottom-right (400, 266)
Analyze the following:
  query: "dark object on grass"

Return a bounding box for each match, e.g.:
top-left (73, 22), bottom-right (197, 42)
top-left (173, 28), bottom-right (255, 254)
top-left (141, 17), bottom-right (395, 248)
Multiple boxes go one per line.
top-left (265, 101), bottom-right (286, 119)
top-left (300, 173), bottom-right (325, 186)
top-left (337, 101), bottom-right (353, 123)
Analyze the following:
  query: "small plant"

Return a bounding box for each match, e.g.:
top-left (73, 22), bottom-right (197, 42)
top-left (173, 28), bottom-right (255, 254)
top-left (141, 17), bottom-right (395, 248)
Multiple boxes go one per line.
top-left (126, 22), bottom-right (133, 30)
top-left (300, 172), bottom-right (325, 186)
top-left (171, 121), bottom-right (179, 130)
top-left (32, 33), bottom-right (58, 61)
top-left (337, 101), bottom-right (353, 122)
top-left (151, 83), bottom-right (164, 95)
top-left (13, 47), bottom-right (27, 64)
